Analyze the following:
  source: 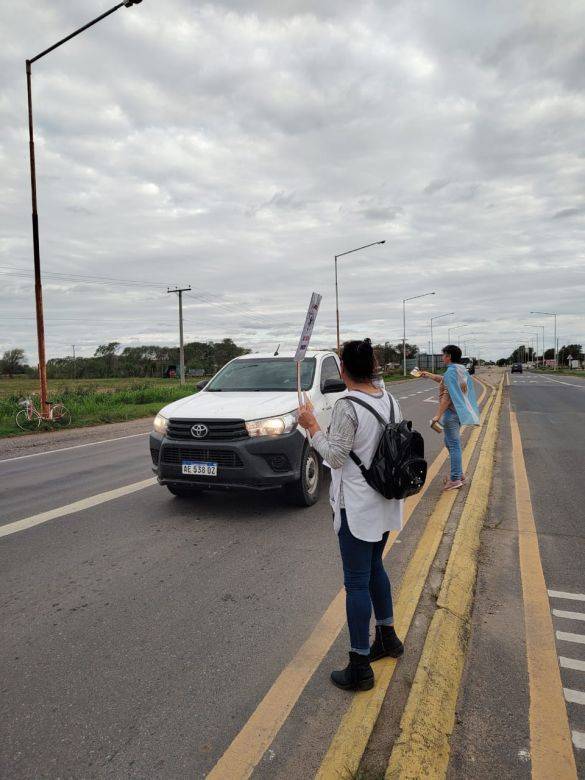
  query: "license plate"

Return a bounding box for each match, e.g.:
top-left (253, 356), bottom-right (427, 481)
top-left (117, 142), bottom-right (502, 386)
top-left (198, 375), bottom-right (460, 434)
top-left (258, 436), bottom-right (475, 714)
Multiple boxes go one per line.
top-left (181, 461), bottom-right (218, 477)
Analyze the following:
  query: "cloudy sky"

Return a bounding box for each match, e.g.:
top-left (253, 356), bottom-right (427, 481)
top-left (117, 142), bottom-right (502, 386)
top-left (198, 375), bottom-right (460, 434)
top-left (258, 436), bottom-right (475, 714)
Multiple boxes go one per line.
top-left (1, 0), bottom-right (584, 363)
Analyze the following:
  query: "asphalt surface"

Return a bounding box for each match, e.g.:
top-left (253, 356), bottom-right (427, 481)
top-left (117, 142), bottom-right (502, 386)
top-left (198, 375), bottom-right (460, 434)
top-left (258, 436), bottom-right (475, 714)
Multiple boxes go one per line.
top-left (0, 377), bottom-right (457, 778)
top-left (450, 371), bottom-right (585, 778)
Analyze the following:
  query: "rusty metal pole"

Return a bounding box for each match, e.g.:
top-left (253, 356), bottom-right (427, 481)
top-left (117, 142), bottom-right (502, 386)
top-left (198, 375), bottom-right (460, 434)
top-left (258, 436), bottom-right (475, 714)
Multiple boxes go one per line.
top-left (26, 60), bottom-right (49, 417)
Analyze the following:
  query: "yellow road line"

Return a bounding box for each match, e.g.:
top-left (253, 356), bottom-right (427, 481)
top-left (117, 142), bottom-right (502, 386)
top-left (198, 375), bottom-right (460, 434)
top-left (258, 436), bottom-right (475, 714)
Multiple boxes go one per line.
top-left (208, 385), bottom-right (489, 779)
top-left (510, 409), bottom-right (577, 779)
top-left (0, 478), bottom-right (156, 538)
top-left (316, 384), bottom-right (495, 780)
top-left (385, 378), bottom-right (503, 780)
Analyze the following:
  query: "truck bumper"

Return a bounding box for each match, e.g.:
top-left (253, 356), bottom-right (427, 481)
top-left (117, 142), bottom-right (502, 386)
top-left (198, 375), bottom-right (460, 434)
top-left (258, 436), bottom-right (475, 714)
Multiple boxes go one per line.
top-left (149, 429), bottom-right (306, 492)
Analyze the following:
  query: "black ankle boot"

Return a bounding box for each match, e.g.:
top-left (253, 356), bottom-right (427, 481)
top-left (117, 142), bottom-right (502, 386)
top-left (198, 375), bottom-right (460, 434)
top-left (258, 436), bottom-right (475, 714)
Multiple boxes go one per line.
top-left (369, 624), bottom-right (404, 662)
top-left (330, 651), bottom-right (375, 691)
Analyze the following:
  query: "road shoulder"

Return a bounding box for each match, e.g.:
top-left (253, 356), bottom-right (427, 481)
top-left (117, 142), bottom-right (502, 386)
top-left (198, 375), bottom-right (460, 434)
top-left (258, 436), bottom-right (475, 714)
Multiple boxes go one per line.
top-left (0, 417), bottom-right (153, 460)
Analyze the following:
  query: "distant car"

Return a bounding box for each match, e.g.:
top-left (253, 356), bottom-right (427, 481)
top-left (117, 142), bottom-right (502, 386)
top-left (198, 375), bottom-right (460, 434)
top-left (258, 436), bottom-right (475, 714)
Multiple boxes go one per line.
top-left (511, 363), bottom-right (523, 374)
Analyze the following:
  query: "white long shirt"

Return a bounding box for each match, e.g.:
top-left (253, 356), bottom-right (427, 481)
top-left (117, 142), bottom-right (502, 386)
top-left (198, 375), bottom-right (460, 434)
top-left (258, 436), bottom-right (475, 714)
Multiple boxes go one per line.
top-left (311, 389), bottom-right (404, 542)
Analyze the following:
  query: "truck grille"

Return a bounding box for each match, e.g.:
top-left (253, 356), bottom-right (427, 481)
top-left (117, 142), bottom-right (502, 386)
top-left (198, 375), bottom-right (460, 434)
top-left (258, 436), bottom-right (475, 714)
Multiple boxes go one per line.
top-left (161, 446), bottom-right (244, 468)
top-left (167, 418), bottom-right (248, 441)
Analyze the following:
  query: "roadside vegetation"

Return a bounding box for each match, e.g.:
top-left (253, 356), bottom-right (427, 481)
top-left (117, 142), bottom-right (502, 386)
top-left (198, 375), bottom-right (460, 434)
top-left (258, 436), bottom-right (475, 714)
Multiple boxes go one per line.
top-left (0, 378), bottom-right (201, 438)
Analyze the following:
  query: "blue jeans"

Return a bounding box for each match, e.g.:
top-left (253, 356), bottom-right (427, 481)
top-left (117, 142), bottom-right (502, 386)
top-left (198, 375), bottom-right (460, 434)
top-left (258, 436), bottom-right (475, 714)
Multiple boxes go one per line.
top-left (443, 408), bottom-right (462, 480)
top-left (337, 509), bottom-right (394, 654)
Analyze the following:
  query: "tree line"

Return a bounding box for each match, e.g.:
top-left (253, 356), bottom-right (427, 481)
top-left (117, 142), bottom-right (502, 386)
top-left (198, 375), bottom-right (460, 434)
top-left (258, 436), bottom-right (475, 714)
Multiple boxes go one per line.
top-left (0, 339), bottom-right (250, 379)
top-left (497, 343), bottom-right (583, 366)
top-left (1, 339), bottom-right (419, 379)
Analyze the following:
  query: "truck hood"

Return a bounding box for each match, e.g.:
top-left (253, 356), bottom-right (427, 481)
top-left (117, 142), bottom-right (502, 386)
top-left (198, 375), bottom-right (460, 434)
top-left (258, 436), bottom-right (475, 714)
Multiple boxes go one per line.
top-left (158, 390), bottom-right (303, 421)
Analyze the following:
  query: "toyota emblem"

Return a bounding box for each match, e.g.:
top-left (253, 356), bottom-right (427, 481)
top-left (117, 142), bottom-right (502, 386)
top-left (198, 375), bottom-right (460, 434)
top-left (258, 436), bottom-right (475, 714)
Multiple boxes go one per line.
top-left (191, 423), bottom-right (209, 439)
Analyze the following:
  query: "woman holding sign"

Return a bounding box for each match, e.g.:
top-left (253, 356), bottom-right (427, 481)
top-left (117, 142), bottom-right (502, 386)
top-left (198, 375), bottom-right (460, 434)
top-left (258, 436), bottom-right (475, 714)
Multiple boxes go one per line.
top-left (298, 339), bottom-right (404, 692)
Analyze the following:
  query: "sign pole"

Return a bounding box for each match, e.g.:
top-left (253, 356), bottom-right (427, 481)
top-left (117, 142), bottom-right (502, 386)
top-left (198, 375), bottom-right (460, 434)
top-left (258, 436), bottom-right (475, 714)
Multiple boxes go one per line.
top-left (294, 292), bottom-right (322, 409)
top-left (297, 361), bottom-right (302, 408)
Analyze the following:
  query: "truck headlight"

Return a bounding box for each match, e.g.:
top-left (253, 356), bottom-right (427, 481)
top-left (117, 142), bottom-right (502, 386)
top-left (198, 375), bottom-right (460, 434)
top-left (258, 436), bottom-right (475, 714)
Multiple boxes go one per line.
top-left (153, 413), bottom-right (169, 435)
top-left (245, 411), bottom-right (298, 437)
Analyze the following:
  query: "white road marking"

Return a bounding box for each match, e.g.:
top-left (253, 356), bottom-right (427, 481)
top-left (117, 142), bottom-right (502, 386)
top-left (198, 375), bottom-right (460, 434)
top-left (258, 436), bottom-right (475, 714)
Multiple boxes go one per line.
top-left (542, 377), bottom-right (585, 390)
top-left (0, 432), bottom-right (149, 464)
top-left (557, 631), bottom-right (585, 645)
top-left (560, 657), bottom-right (585, 672)
top-left (573, 730), bottom-right (585, 749)
top-left (549, 590), bottom-right (585, 602)
top-left (0, 477), bottom-right (156, 539)
top-left (553, 609), bottom-right (585, 622)
top-left (564, 688), bottom-right (585, 705)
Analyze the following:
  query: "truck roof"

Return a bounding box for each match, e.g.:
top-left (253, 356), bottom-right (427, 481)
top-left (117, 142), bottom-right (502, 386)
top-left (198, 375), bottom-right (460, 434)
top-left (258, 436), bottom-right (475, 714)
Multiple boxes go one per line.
top-left (235, 351), bottom-right (333, 360)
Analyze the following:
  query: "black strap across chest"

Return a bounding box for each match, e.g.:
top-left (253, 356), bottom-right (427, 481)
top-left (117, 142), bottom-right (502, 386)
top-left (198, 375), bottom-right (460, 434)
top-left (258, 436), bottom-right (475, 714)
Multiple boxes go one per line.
top-left (345, 393), bottom-right (396, 425)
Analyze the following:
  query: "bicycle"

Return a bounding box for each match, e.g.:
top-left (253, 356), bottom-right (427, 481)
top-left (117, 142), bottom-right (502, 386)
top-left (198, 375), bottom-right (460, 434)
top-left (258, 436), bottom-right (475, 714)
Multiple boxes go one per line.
top-left (15, 397), bottom-right (72, 431)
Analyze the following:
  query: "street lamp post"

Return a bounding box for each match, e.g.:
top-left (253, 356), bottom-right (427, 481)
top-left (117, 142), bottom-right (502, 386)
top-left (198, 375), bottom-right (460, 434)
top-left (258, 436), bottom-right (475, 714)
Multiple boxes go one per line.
top-left (26, 0), bottom-right (143, 415)
top-left (448, 323), bottom-right (471, 346)
top-left (522, 326), bottom-right (540, 369)
top-left (430, 312), bottom-right (454, 373)
top-left (531, 311), bottom-right (557, 370)
top-left (402, 292), bottom-right (435, 376)
top-left (334, 240), bottom-right (385, 352)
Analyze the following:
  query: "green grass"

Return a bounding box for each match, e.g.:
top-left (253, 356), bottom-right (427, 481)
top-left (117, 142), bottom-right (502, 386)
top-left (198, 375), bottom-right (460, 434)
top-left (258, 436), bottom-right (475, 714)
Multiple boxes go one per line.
top-left (383, 373), bottom-right (416, 382)
top-left (0, 377), bottom-right (201, 438)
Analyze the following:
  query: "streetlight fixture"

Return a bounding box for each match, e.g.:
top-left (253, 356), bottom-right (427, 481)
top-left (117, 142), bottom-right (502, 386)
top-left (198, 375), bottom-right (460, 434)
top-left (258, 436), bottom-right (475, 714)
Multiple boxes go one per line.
top-left (334, 240), bottom-right (385, 352)
top-left (402, 292), bottom-right (435, 375)
top-left (26, 1), bottom-right (144, 416)
top-left (448, 323), bottom-right (471, 345)
top-left (430, 312), bottom-right (454, 372)
top-left (530, 312), bottom-right (557, 370)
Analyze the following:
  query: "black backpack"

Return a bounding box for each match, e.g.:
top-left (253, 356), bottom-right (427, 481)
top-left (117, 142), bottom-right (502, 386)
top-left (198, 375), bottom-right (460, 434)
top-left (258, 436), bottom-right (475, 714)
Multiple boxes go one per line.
top-left (346, 394), bottom-right (427, 500)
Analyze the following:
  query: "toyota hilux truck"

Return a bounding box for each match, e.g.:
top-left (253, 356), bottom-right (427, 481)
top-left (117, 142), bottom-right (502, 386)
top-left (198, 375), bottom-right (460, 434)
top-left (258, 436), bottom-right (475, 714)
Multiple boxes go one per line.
top-left (149, 351), bottom-right (346, 506)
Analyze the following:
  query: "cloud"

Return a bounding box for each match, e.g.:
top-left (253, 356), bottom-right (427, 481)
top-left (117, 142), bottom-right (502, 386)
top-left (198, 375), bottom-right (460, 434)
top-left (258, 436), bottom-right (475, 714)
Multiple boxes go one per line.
top-left (1, 0), bottom-right (584, 363)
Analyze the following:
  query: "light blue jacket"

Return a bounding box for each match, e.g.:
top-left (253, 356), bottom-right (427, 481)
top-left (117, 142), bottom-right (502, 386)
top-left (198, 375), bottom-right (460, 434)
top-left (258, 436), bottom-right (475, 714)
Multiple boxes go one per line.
top-left (443, 364), bottom-right (480, 426)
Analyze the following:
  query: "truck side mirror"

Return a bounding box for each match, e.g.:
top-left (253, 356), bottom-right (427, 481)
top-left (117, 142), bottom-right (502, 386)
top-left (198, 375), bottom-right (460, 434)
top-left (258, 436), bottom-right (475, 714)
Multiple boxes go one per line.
top-left (196, 379), bottom-right (208, 391)
top-left (321, 378), bottom-right (346, 394)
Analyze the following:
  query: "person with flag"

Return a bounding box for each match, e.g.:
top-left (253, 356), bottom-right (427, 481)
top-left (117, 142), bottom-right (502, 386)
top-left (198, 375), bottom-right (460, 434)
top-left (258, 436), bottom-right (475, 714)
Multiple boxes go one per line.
top-left (420, 344), bottom-right (480, 490)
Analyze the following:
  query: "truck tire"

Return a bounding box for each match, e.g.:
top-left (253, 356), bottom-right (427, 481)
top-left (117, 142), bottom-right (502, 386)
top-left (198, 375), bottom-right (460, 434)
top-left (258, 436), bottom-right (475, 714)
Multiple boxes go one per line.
top-left (285, 445), bottom-right (321, 507)
top-left (167, 484), bottom-right (203, 498)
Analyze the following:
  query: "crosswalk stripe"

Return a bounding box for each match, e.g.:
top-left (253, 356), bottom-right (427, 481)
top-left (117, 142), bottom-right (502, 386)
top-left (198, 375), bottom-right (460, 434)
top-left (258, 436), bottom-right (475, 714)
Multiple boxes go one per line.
top-left (564, 688), bottom-right (585, 705)
top-left (553, 609), bottom-right (585, 622)
top-left (573, 731), bottom-right (585, 749)
top-left (549, 590), bottom-right (585, 602)
top-left (560, 657), bottom-right (585, 672)
top-left (557, 631), bottom-right (585, 645)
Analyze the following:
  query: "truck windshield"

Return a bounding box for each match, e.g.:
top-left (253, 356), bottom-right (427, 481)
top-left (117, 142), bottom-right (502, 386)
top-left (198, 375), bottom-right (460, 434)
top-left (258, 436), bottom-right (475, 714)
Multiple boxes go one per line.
top-left (206, 358), bottom-right (316, 392)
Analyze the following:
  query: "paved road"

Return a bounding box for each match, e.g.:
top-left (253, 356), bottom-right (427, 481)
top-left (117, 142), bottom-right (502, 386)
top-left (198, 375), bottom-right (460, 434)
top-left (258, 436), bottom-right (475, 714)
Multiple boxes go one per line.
top-left (450, 370), bottom-right (585, 778)
top-left (0, 377), bottom-right (463, 778)
top-left (512, 371), bottom-right (585, 772)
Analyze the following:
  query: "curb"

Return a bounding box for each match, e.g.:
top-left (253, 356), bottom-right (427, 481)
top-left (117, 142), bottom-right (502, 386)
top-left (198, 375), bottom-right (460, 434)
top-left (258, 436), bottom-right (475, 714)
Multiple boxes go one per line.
top-left (385, 377), bottom-right (504, 779)
top-left (315, 380), bottom-right (497, 779)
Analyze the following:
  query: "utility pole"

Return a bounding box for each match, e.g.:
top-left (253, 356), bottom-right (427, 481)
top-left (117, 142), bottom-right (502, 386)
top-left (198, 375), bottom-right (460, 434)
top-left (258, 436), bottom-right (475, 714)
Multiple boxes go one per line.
top-left (167, 286), bottom-right (191, 384)
top-left (72, 344), bottom-right (76, 379)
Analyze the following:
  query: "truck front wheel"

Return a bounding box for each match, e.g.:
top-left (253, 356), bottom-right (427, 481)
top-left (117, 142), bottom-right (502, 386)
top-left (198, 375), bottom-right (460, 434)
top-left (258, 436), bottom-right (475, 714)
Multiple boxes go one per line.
top-left (285, 445), bottom-right (321, 507)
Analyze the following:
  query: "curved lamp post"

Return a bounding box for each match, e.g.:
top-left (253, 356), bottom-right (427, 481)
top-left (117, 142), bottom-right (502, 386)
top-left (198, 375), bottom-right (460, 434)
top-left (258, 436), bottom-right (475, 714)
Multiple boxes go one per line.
top-left (26, 1), bottom-right (144, 415)
top-left (430, 312), bottom-right (454, 372)
top-left (402, 292), bottom-right (435, 375)
top-left (334, 240), bottom-right (385, 352)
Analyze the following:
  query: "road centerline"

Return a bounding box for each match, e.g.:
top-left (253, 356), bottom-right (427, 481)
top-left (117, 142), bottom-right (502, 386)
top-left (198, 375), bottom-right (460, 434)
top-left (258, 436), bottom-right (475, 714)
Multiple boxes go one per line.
top-left (0, 478), bottom-right (156, 539)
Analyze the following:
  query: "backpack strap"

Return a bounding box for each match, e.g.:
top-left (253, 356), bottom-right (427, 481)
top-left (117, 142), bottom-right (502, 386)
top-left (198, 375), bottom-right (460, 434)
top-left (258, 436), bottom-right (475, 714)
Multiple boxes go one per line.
top-left (345, 393), bottom-right (396, 425)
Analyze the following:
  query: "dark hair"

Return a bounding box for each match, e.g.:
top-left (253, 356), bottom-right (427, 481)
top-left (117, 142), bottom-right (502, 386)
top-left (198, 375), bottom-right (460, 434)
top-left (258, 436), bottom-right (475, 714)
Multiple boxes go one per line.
top-left (442, 344), bottom-right (462, 363)
top-left (340, 338), bottom-right (375, 381)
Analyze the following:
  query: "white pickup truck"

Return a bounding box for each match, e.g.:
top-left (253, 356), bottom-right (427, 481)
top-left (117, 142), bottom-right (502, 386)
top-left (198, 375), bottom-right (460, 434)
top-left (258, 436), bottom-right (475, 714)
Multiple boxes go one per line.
top-left (149, 351), bottom-right (346, 506)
